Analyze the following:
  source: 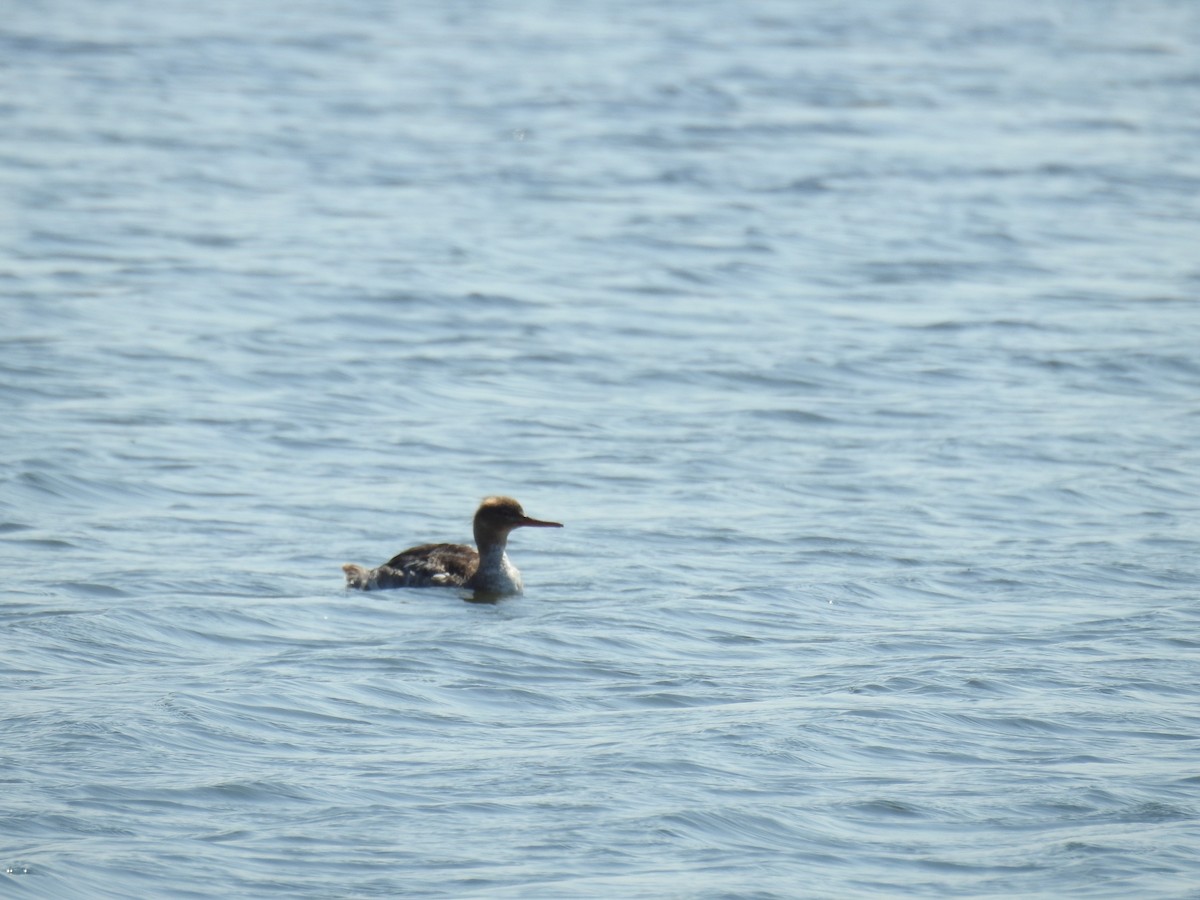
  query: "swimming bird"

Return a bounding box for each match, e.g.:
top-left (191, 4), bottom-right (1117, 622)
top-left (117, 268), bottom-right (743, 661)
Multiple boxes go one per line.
top-left (342, 496), bottom-right (562, 595)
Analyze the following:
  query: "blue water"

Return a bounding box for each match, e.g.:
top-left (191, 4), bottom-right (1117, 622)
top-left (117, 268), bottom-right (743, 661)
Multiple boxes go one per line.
top-left (4, 1), bottom-right (1200, 896)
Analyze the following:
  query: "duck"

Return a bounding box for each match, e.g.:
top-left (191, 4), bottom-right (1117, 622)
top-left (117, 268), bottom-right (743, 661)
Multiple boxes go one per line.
top-left (342, 496), bottom-right (562, 595)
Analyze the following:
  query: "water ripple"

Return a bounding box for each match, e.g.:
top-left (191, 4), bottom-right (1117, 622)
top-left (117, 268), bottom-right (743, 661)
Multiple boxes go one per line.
top-left (4, 0), bottom-right (1200, 896)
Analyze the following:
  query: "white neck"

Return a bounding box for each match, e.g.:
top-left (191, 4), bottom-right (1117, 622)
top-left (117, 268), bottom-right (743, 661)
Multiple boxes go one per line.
top-left (474, 540), bottom-right (523, 594)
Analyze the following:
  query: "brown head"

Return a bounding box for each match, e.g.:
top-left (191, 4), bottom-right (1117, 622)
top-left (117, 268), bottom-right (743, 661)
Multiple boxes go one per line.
top-left (473, 496), bottom-right (563, 548)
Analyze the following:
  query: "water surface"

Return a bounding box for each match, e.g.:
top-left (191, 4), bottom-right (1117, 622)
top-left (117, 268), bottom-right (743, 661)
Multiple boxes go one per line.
top-left (3, 1), bottom-right (1200, 896)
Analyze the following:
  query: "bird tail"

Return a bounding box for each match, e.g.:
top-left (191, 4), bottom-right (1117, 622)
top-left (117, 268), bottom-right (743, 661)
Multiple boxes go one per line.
top-left (342, 563), bottom-right (372, 590)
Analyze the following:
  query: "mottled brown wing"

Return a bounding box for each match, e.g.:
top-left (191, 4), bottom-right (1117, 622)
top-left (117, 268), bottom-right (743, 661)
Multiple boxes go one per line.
top-left (382, 542), bottom-right (478, 587)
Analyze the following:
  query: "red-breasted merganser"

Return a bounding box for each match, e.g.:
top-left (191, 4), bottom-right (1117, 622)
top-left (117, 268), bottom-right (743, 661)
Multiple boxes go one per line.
top-left (342, 496), bottom-right (562, 595)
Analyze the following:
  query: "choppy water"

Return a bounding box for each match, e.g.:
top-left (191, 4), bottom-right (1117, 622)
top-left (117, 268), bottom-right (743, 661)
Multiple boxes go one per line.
top-left (4, 1), bottom-right (1200, 897)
